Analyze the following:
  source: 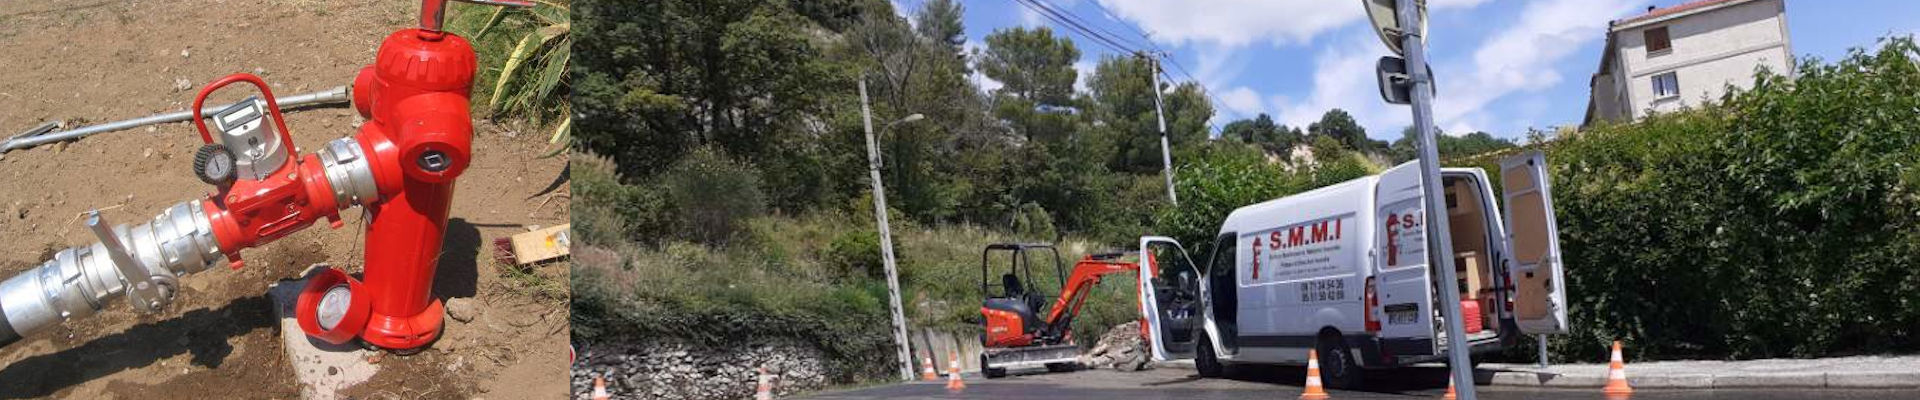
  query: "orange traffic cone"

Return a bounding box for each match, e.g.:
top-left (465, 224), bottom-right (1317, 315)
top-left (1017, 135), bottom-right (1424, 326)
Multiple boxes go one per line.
top-left (945, 350), bottom-right (967, 392)
top-left (755, 367), bottom-right (775, 400)
top-left (590, 373), bottom-right (611, 400)
top-left (1443, 375), bottom-right (1456, 399)
top-left (1603, 340), bottom-right (1633, 398)
top-left (1300, 349), bottom-right (1330, 400)
top-left (922, 351), bottom-right (940, 381)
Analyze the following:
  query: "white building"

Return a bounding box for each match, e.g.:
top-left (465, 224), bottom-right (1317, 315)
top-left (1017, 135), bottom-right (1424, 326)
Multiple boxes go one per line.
top-left (1584, 0), bottom-right (1793, 126)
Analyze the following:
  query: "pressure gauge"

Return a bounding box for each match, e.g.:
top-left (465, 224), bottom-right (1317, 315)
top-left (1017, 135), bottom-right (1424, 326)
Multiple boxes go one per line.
top-left (316, 283), bottom-right (353, 331)
top-left (194, 144), bottom-right (236, 186)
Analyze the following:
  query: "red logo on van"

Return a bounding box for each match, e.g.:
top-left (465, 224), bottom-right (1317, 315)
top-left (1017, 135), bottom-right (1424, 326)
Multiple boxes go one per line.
top-left (1251, 237), bottom-right (1262, 280)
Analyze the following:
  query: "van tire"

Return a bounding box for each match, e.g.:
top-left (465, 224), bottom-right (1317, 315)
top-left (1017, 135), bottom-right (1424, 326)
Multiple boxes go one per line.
top-left (1316, 333), bottom-right (1364, 389)
top-left (1196, 335), bottom-right (1225, 378)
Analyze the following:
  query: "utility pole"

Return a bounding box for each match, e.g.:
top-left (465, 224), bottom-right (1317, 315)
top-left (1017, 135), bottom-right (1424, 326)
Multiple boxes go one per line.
top-left (859, 78), bottom-right (915, 382)
top-left (1392, 0), bottom-right (1478, 398)
top-left (1145, 52), bottom-right (1178, 205)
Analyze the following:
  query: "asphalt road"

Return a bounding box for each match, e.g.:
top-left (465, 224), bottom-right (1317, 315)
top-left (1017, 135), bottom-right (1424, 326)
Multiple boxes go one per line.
top-left (801, 364), bottom-right (1920, 399)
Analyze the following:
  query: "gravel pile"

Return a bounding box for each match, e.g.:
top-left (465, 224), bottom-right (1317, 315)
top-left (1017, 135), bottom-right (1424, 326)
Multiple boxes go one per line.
top-left (1078, 321), bottom-right (1151, 371)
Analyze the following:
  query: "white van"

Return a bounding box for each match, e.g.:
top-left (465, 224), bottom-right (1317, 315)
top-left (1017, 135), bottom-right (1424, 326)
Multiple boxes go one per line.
top-left (1135, 151), bottom-right (1568, 389)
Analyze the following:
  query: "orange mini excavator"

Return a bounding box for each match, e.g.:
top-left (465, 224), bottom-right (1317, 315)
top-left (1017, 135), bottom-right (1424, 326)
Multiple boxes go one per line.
top-left (977, 242), bottom-right (1202, 378)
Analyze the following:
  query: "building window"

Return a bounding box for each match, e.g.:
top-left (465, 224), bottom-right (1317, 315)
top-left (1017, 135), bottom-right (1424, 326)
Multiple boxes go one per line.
top-left (1652, 72), bottom-right (1680, 98)
top-left (1645, 26), bottom-right (1672, 54)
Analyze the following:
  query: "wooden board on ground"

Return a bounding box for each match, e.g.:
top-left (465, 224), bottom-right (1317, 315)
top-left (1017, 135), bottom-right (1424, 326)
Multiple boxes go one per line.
top-left (507, 224), bottom-right (571, 265)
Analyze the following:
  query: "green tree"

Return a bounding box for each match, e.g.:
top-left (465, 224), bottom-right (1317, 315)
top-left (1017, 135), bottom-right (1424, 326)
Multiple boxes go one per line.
top-left (1221, 113), bottom-right (1300, 154)
top-left (1085, 54), bottom-right (1213, 174)
top-left (1387, 127), bottom-right (1516, 163)
top-left (1307, 109), bottom-right (1383, 154)
top-left (976, 27), bottom-right (1080, 108)
top-left (914, 0), bottom-right (965, 54)
top-left (572, 0), bottom-right (862, 208)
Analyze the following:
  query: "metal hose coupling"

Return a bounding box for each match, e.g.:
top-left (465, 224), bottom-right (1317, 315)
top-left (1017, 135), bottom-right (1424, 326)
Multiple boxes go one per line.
top-left (0, 201), bottom-right (224, 347)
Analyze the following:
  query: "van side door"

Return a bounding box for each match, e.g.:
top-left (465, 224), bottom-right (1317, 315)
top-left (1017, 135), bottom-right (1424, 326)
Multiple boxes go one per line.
top-left (1139, 236), bottom-right (1203, 361)
top-left (1498, 150), bottom-right (1570, 334)
top-left (1374, 165), bottom-right (1439, 356)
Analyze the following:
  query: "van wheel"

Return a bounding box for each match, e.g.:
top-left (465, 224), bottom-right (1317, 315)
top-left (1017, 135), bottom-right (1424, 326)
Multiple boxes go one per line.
top-left (1316, 333), bottom-right (1364, 389)
top-left (1196, 335), bottom-right (1226, 378)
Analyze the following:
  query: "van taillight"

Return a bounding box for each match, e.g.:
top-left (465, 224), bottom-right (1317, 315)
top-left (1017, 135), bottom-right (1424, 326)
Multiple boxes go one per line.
top-left (1364, 276), bottom-right (1381, 332)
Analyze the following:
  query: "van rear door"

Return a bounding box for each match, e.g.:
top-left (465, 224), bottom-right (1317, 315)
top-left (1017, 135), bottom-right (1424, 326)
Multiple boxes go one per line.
top-left (1139, 236), bottom-right (1203, 361)
top-left (1498, 151), bottom-right (1570, 334)
top-left (1374, 165), bottom-right (1438, 356)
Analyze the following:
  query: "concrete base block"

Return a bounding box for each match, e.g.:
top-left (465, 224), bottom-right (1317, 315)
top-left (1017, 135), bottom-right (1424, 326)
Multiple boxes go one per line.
top-left (267, 265), bottom-right (379, 400)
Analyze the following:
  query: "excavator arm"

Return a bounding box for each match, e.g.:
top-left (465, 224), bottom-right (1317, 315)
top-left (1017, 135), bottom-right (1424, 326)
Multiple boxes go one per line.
top-left (1038, 255), bottom-right (1143, 341)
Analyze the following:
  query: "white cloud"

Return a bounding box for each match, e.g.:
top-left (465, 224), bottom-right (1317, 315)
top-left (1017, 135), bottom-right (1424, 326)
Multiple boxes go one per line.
top-left (1274, 32), bottom-right (1410, 138)
top-left (1094, 0), bottom-right (1490, 48)
top-left (1017, 6), bottom-right (1046, 28)
top-left (1218, 86), bottom-right (1265, 118)
top-left (965, 40), bottom-right (1005, 93)
top-left (1430, 0), bottom-right (1641, 132)
top-left (891, 0), bottom-right (914, 21)
top-left (1073, 60), bottom-right (1097, 92)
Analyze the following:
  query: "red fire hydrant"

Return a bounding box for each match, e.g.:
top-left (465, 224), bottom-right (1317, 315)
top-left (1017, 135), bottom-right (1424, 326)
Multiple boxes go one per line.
top-left (0, 0), bottom-right (530, 351)
top-left (293, 0), bottom-right (536, 350)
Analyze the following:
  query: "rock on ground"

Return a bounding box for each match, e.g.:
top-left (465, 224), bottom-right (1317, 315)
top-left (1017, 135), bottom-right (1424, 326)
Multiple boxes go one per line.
top-left (1079, 321), bottom-right (1150, 371)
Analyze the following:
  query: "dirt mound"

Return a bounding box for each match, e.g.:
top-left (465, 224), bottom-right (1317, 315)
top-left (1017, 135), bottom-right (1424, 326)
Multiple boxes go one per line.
top-left (1079, 321), bottom-right (1150, 371)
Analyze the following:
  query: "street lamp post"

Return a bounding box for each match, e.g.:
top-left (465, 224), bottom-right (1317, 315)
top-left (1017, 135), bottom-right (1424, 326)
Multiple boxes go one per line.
top-left (859, 77), bottom-right (924, 381)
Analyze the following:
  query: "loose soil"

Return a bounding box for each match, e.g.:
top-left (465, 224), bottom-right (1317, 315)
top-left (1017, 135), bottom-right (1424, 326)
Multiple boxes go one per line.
top-left (0, 1), bottom-right (570, 399)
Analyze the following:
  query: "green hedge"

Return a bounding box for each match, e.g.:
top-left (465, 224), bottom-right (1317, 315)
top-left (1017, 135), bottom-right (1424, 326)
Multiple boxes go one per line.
top-left (1479, 37), bottom-right (1920, 361)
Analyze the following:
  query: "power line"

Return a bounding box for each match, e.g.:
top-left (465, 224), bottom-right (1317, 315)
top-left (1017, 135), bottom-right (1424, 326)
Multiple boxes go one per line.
top-left (1010, 0), bottom-right (1138, 54)
top-left (1028, 0), bottom-right (1153, 52)
top-left (1007, 0), bottom-right (1247, 128)
top-left (1084, 0), bottom-right (1156, 44)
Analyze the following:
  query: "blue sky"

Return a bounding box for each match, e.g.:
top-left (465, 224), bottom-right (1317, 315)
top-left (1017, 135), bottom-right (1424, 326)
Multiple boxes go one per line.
top-left (892, 0), bottom-right (1920, 140)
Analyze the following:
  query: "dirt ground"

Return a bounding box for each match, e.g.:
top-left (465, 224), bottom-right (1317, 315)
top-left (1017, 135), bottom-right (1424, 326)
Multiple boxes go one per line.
top-left (0, 1), bottom-right (570, 399)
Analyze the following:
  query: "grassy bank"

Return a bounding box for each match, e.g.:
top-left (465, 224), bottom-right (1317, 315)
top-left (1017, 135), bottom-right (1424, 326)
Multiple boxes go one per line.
top-left (571, 207), bottom-right (1143, 384)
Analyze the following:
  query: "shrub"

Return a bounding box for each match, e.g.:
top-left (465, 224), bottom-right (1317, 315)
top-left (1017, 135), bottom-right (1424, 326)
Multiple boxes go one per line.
top-left (571, 152), bottom-right (671, 246)
top-left (1488, 37), bottom-right (1920, 362)
top-left (662, 146), bottom-right (768, 245)
top-left (1155, 143), bottom-right (1373, 259)
top-left (1011, 202), bottom-right (1058, 240)
top-left (825, 229), bottom-right (886, 280)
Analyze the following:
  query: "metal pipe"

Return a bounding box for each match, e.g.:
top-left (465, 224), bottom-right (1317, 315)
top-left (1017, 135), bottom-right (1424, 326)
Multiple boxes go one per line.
top-left (0, 85), bottom-right (350, 153)
top-left (0, 201), bottom-right (224, 348)
top-left (0, 136), bottom-right (377, 348)
top-left (6, 122), bottom-right (57, 143)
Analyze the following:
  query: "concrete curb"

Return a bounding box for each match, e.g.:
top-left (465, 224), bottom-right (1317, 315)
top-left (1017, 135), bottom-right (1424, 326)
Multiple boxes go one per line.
top-left (1480, 368), bottom-right (1920, 389)
top-left (1158, 360), bottom-right (1920, 389)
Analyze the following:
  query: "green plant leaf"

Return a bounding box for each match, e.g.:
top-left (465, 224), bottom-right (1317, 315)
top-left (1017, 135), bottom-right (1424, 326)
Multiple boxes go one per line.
top-left (473, 6), bottom-right (509, 39)
top-left (491, 31), bottom-right (542, 109)
top-left (540, 114), bottom-right (571, 159)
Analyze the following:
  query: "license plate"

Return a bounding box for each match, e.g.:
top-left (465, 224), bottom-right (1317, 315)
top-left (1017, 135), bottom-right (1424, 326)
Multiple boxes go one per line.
top-left (1386, 303), bottom-right (1419, 325)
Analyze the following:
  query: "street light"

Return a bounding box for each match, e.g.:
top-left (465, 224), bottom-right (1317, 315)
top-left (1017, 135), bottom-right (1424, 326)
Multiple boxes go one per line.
top-left (859, 78), bottom-right (924, 381)
top-left (893, 113), bottom-right (926, 126)
top-left (875, 113), bottom-right (925, 166)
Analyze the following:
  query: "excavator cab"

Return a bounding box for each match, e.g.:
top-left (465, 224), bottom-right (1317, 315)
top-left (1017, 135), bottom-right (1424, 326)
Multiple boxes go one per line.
top-left (979, 242), bottom-right (1154, 377)
top-left (981, 243), bottom-right (1067, 347)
